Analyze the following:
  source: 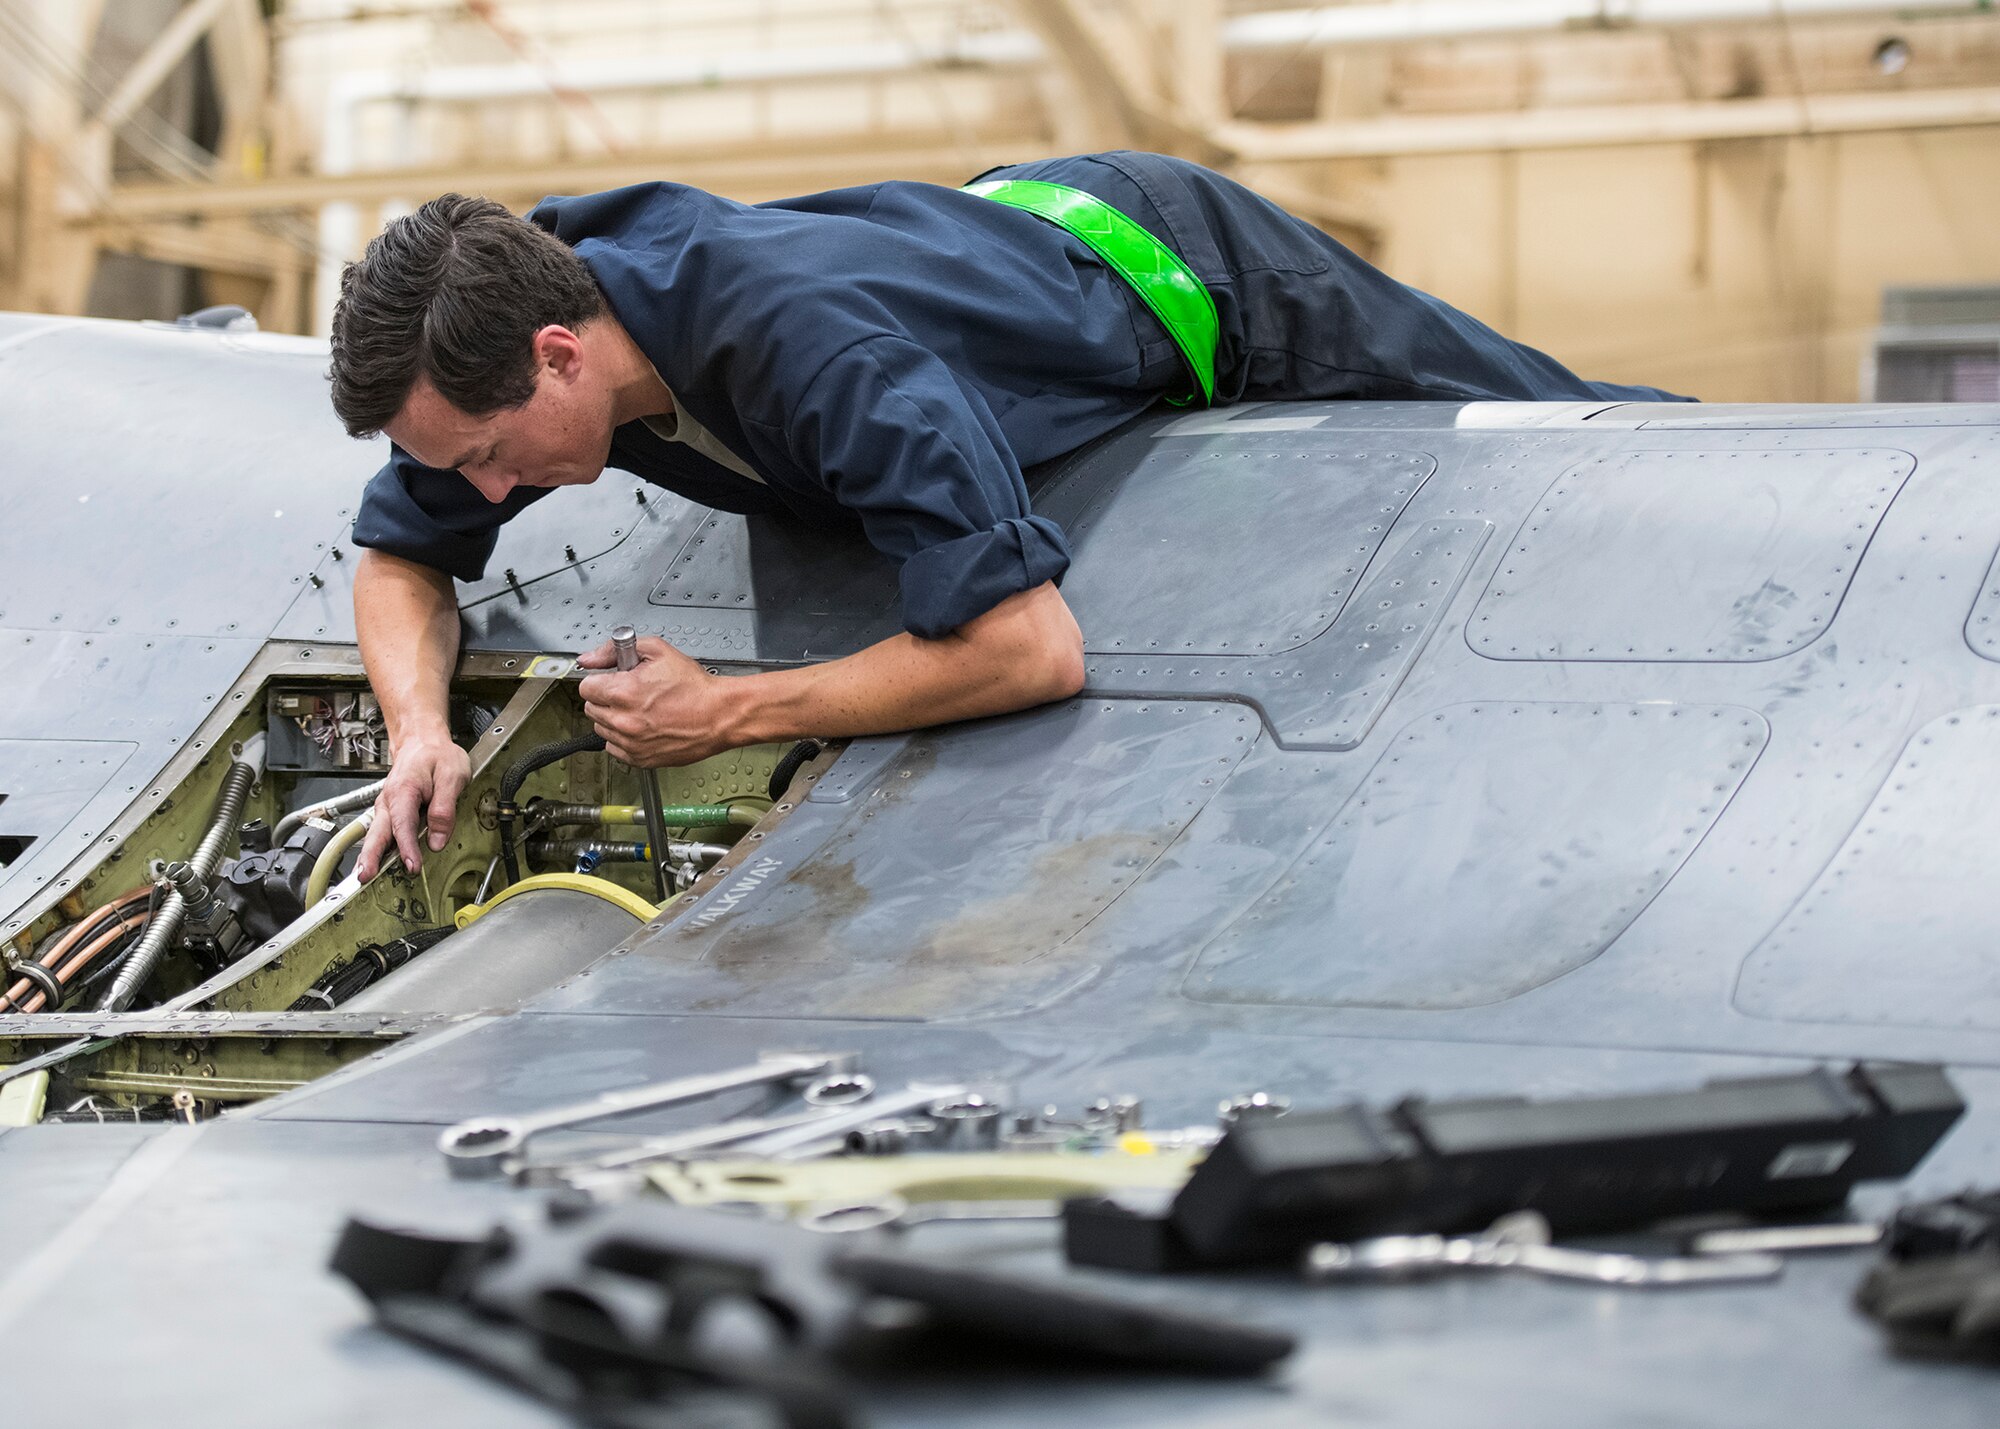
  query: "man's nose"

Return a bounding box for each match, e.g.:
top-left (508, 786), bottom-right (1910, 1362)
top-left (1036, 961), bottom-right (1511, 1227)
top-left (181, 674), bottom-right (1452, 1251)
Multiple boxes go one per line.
top-left (466, 467), bottom-right (518, 503)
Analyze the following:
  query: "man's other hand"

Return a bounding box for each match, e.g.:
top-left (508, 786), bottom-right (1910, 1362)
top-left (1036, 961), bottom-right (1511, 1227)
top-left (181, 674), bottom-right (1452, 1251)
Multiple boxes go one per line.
top-left (576, 635), bottom-right (726, 767)
top-left (356, 735), bottom-right (471, 880)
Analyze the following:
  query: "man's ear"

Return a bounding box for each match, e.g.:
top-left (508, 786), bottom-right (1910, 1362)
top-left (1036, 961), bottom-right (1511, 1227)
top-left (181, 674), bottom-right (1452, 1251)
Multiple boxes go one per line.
top-left (532, 324), bottom-right (585, 382)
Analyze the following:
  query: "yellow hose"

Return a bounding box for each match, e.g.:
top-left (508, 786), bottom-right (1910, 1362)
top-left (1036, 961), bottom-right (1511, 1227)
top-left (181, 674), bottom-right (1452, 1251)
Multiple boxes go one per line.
top-left (454, 872), bottom-right (663, 929)
top-left (305, 810), bottom-right (375, 907)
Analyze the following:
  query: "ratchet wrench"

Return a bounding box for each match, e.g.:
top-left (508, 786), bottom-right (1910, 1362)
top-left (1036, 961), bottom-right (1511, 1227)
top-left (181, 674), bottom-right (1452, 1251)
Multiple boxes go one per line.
top-left (610, 624), bottom-right (672, 901)
top-left (438, 1051), bottom-right (852, 1178)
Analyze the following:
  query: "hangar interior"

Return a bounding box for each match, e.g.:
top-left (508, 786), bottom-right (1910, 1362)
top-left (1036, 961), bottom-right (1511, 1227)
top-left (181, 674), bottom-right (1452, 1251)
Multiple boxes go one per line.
top-left (2, 4), bottom-right (2000, 1428)
top-left (5, 1), bottom-right (2000, 397)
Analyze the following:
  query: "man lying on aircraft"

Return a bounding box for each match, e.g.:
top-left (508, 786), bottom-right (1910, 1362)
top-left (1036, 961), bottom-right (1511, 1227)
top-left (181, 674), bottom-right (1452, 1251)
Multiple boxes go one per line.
top-left (328, 150), bottom-right (1687, 880)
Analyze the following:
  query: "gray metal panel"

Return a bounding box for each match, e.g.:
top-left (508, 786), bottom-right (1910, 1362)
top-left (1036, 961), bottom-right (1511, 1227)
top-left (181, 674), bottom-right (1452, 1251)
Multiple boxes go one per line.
top-left (0, 1120), bottom-right (565, 1429)
top-left (274, 476), bottom-right (711, 649)
top-left (340, 888), bottom-right (642, 1014)
top-left (1186, 702), bottom-right (1769, 1010)
top-left (1737, 705), bottom-right (2000, 1030)
top-left (0, 320), bottom-right (369, 639)
top-left (1621, 404), bottom-right (2000, 429)
top-left (0, 631), bottom-right (261, 924)
top-left (0, 739), bottom-right (138, 895)
top-left (1035, 441), bottom-right (1434, 655)
top-left (1966, 539), bottom-right (2000, 662)
top-left (34, 1033), bottom-right (1995, 1429)
top-left (457, 479), bottom-right (665, 610)
top-left (648, 508), bottom-right (904, 657)
top-left (10, 324), bottom-right (2000, 1429)
top-left (1470, 449), bottom-right (1913, 662)
top-left (808, 735), bottom-right (911, 804)
top-left (540, 698), bottom-right (1257, 1020)
top-left (1085, 518), bottom-right (1492, 748)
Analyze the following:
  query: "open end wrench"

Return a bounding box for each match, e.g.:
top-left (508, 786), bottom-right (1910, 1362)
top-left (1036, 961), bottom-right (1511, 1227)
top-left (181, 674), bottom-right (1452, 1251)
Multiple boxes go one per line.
top-left (611, 625), bottom-right (673, 902)
top-left (438, 1051), bottom-right (852, 1178)
top-left (732, 1084), bottom-right (970, 1161)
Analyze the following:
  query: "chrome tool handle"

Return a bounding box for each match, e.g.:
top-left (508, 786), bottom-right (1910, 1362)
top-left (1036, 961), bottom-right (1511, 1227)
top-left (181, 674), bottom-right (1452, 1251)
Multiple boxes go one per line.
top-left (606, 624), bottom-right (671, 899)
top-left (438, 1051), bottom-right (850, 1176)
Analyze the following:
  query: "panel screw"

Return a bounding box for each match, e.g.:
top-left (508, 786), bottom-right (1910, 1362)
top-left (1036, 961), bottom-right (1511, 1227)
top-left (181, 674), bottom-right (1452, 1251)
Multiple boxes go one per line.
top-left (307, 573), bottom-right (324, 589)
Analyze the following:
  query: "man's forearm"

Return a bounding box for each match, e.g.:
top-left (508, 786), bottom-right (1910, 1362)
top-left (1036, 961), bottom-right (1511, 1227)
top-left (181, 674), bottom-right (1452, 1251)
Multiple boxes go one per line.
top-left (354, 549), bottom-right (461, 750)
top-left (715, 581), bottom-right (1086, 748)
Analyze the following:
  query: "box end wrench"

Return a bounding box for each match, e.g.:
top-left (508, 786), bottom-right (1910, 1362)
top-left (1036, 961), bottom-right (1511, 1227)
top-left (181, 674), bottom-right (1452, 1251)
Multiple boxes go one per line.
top-left (438, 1050), bottom-right (855, 1178)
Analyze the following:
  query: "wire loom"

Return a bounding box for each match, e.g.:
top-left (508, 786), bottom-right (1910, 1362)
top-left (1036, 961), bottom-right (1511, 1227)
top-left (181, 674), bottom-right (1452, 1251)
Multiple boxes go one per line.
top-left (287, 927), bottom-right (456, 1011)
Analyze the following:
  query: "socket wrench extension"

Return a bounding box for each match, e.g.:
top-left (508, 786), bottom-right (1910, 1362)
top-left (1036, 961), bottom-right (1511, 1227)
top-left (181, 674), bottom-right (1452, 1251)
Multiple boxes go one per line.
top-left (610, 624), bottom-right (672, 902)
top-left (438, 1051), bottom-right (854, 1178)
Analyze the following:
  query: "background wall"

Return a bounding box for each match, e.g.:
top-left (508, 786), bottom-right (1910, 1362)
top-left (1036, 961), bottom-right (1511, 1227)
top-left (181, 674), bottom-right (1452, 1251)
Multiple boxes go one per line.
top-left (5, 0), bottom-right (1998, 401)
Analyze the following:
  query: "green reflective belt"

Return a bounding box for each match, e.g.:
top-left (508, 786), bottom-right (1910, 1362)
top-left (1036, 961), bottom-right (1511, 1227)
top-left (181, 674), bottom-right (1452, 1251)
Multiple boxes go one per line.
top-left (963, 178), bottom-right (1218, 407)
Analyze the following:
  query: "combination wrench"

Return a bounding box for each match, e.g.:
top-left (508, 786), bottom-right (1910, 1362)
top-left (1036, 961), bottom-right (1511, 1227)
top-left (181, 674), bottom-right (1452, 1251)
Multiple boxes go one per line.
top-left (437, 1051), bottom-right (854, 1178)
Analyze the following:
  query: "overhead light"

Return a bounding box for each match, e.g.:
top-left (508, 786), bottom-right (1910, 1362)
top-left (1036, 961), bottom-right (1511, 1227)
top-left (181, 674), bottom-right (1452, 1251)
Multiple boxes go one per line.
top-left (1873, 37), bottom-right (1912, 76)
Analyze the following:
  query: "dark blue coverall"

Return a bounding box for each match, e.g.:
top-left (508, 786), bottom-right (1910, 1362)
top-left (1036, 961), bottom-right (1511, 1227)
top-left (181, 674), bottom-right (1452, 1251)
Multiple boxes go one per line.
top-left (352, 151), bottom-right (1688, 640)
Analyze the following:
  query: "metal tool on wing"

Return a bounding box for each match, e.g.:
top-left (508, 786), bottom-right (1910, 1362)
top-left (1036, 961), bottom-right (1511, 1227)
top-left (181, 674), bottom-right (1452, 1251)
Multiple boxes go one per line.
top-left (609, 624), bottom-right (672, 901)
top-left (649, 1146), bottom-right (1200, 1232)
top-left (1066, 1061), bottom-right (1967, 1276)
top-left (436, 1050), bottom-right (859, 1178)
top-left (505, 1080), bottom-right (979, 1188)
top-left (1305, 1211), bottom-right (1784, 1289)
top-left (329, 1197), bottom-right (1297, 1429)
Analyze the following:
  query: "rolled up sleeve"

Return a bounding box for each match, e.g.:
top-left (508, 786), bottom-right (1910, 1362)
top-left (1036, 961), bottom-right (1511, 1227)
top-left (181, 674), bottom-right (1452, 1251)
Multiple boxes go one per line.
top-left (350, 445), bottom-right (550, 583)
top-left (775, 336), bottom-right (1072, 638)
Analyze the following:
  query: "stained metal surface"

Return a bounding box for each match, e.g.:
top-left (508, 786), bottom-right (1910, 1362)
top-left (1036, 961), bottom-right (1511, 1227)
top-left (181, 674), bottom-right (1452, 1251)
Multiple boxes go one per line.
top-left (535, 700), bottom-right (1258, 1021)
top-left (3, 318), bottom-right (2000, 1425)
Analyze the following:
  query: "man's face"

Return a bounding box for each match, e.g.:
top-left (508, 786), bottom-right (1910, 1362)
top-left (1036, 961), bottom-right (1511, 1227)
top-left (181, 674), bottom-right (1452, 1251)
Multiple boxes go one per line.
top-left (383, 325), bottom-right (615, 503)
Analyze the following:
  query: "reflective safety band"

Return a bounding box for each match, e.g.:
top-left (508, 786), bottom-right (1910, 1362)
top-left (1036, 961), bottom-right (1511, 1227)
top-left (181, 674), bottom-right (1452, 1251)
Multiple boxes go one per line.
top-left (963, 178), bottom-right (1218, 407)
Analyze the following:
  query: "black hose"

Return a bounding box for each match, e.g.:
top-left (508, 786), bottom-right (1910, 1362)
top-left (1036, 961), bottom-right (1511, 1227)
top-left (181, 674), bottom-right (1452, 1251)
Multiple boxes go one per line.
top-left (767, 738), bottom-right (824, 802)
top-left (497, 733), bottom-right (607, 886)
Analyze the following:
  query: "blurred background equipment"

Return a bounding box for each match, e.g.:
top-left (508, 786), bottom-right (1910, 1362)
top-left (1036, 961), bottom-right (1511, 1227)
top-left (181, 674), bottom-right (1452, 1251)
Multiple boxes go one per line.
top-left (1, 1), bottom-right (1999, 399)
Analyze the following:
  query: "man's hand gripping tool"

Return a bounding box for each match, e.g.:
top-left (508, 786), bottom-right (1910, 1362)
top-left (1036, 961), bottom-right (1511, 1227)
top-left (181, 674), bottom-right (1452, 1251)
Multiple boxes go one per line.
top-left (610, 624), bottom-right (673, 901)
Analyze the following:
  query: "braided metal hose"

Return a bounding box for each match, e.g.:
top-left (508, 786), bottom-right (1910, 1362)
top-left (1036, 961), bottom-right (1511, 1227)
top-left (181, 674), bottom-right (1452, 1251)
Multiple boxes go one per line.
top-left (99, 735), bottom-right (265, 1011)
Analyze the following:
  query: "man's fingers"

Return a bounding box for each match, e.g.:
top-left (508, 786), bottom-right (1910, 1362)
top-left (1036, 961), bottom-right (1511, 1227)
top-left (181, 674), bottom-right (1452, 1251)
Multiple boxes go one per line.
top-left (427, 764), bottom-right (467, 850)
top-left (576, 670), bottom-right (618, 704)
top-left (388, 783), bottom-right (428, 872)
top-left (635, 636), bottom-right (673, 661)
top-left (356, 809), bottom-right (396, 883)
top-left (581, 699), bottom-right (630, 737)
top-left (575, 640), bottom-right (617, 668)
